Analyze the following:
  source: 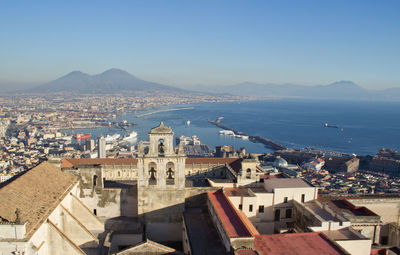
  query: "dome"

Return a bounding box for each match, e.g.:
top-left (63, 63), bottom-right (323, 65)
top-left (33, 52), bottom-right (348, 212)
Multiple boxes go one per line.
top-left (273, 157), bottom-right (288, 167)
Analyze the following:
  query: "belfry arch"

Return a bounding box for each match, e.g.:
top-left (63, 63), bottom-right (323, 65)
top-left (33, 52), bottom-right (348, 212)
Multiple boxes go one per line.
top-left (166, 162), bottom-right (175, 185)
top-left (158, 138), bottom-right (165, 156)
top-left (148, 162), bottom-right (157, 185)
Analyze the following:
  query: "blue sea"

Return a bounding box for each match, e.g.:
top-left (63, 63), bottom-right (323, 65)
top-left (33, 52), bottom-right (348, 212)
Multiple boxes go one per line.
top-left (70, 99), bottom-right (400, 156)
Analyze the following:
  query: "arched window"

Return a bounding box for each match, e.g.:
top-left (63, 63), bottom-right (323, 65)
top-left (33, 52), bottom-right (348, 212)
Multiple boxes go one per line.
top-left (158, 139), bottom-right (165, 156)
top-left (246, 168), bottom-right (251, 179)
top-left (149, 162), bottom-right (157, 185)
top-left (166, 162), bottom-right (175, 185)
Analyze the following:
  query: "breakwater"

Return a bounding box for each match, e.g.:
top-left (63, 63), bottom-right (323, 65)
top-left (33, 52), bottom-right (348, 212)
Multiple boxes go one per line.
top-left (208, 120), bottom-right (287, 151)
top-left (136, 107), bottom-right (194, 118)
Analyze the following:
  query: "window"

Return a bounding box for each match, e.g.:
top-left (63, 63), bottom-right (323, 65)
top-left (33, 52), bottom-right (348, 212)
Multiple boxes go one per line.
top-left (239, 204), bottom-right (243, 210)
top-left (259, 205), bottom-right (264, 213)
top-left (285, 208), bottom-right (292, 218)
top-left (274, 209), bottom-right (280, 221)
top-left (246, 168), bottom-right (251, 179)
top-left (284, 197), bottom-right (288, 203)
top-left (301, 194), bottom-right (305, 203)
top-left (249, 204), bottom-right (253, 212)
top-left (93, 175), bottom-right (98, 187)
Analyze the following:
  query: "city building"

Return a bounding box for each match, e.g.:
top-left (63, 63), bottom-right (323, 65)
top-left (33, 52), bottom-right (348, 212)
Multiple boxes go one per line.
top-left (98, 136), bottom-right (106, 158)
top-left (0, 162), bottom-right (104, 254)
top-left (3, 123), bottom-right (400, 254)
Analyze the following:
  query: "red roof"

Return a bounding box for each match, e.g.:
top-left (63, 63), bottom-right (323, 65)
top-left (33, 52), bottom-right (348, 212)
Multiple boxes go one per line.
top-left (254, 233), bottom-right (347, 255)
top-left (185, 157), bottom-right (240, 165)
top-left (61, 158), bottom-right (138, 168)
top-left (235, 249), bottom-right (258, 255)
top-left (208, 190), bottom-right (259, 238)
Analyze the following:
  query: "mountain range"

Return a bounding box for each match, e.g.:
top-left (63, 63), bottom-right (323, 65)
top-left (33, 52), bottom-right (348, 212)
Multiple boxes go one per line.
top-left (10, 68), bottom-right (400, 101)
top-left (185, 81), bottom-right (400, 101)
top-left (27, 68), bottom-right (184, 94)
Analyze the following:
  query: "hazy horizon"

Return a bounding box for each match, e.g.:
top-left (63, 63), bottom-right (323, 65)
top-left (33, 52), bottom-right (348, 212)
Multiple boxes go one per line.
top-left (1, 1), bottom-right (399, 89)
top-left (0, 68), bottom-right (396, 92)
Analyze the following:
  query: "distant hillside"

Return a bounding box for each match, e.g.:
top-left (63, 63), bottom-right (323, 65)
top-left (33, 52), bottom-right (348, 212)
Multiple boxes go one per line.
top-left (187, 81), bottom-right (400, 101)
top-left (27, 69), bottom-right (184, 94)
top-left (7, 70), bottom-right (400, 101)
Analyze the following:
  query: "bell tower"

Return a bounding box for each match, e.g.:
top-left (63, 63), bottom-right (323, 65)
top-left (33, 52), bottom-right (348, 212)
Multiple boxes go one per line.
top-left (147, 122), bottom-right (175, 157)
top-left (137, 122), bottom-right (186, 241)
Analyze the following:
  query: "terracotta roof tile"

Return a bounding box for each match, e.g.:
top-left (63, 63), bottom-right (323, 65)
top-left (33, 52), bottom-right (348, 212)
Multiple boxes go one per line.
top-left (185, 158), bottom-right (240, 165)
top-left (0, 162), bottom-right (77, 239)
top-left (61, 158), bottom-right (138, 168)
top-left (208, 190), bottom-right (259, 238)
top-left (254, 233), bottom-right (347, 255)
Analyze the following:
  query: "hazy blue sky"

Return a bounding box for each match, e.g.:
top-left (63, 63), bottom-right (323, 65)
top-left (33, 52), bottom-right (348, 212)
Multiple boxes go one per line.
top-left (0, 0), bottom-right (399, 88)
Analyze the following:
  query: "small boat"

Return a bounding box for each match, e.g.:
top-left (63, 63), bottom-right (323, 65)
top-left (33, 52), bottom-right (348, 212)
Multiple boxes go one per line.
top-left (186, 120), bottom-right (191, 126)
top-left (324, 123), bottom-right (338, 128)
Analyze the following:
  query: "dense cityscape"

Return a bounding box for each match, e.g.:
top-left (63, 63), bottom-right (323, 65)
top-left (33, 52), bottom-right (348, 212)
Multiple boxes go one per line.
top-left (1, 92), bottom-right (399, 194)
top-left (1, 1), bottom-right (400, 254)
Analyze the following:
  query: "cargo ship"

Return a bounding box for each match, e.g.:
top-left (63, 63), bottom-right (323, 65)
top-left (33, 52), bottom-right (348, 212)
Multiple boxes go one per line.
top-left (75, 134), bottom-right (91, 140)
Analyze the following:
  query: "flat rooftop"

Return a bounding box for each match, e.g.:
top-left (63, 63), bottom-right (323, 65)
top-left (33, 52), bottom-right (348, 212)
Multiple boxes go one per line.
top-left (224, 187), bottom-right (255, 197)
top-left (304, 200), bottom-right (341, 222)
top-left (318, 197), bottom-right (379, 218)
top-left (254, 233), bottom-right (348, 255)
top-left (265, 178), bottom-right (313, 189)
top-left (208, 190), bottom-right (259, 238)
top-left (321, 227), bottom-right (367, 241)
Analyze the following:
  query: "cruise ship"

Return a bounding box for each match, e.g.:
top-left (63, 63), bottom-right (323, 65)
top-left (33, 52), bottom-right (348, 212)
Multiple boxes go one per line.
top-left (105, 133), bottom-right (121, 143)
top-left (123, 131), bottom-right (138, 142)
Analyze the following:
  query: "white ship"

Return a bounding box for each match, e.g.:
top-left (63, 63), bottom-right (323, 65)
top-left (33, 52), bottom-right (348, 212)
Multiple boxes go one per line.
top-left (123, 131), bottom-right (138, 141)
top-left (105, 133), bottom-right (121, 143)
top-left (219, 130), bottom-right (235, 136)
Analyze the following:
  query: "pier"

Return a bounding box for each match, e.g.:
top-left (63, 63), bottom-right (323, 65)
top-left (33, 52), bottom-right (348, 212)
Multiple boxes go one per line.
top-left (208, 120), bottom-right (287, 151)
